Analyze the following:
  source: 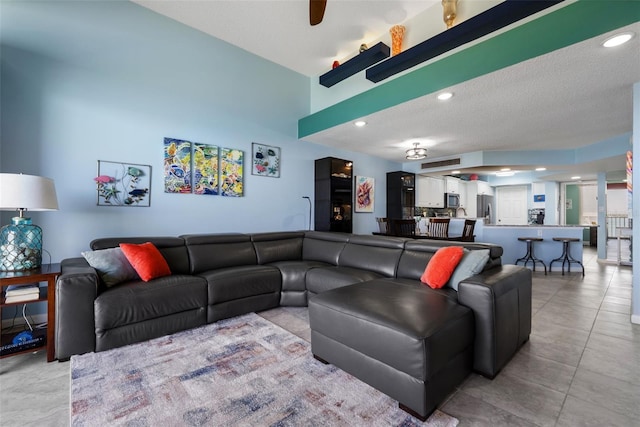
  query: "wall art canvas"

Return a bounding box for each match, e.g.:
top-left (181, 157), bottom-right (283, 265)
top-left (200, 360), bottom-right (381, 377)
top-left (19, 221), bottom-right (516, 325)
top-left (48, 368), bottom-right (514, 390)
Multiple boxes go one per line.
top-left (355, 176), bottom-right (374, 213)
top-left (220, 148), bottom-right (244, 197)
top-left (95, 161), bottom-right (151, 207)
top-left (193, 143), bottom-right (219, 195)
top-left (164, 137), bottom-right (192, 193)
top-left (251, 143), bottom-right (281, 178)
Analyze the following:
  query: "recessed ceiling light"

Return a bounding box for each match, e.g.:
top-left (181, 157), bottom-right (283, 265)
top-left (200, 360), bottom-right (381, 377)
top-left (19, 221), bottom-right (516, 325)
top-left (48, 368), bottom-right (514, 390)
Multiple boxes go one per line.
top-left (535, 167), bottom-right (547, 171)
top-left (437, 92), bottom-right (453, 101)
top-left (354, 120), bottom-right (367, 127)
top-left (495, 171), bottom-right (515, 177)
top-left (571, 176), bottom-right (581, 180)
top-left (500, 167), bottom-right (511, 172)
top-left (451, 170), bottom-right (461, 175)
top-left (603, 32), bottom-right (634, 48)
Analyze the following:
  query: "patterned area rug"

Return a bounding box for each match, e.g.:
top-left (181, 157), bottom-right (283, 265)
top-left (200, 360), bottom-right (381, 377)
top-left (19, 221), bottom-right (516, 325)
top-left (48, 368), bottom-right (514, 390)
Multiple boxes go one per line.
top-left (71, 313), bottom-right (458, 426)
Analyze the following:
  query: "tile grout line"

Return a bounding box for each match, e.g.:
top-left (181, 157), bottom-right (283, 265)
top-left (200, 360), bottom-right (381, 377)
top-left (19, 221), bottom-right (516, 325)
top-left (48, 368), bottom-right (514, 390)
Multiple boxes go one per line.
top-left (552, 260), bottom-right (617, 426)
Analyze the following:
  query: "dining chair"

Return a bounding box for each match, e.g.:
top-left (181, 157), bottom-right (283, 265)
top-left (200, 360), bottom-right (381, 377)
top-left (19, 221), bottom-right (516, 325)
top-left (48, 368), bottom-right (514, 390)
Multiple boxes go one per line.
top-left (460, 219), bottom-right (476, 242)
top-left (376, 217), bottom-right (390, 234)
top-left (429, 218), bottom-right (450, 238)
top-left (391, 219), bottom-right (416, 237)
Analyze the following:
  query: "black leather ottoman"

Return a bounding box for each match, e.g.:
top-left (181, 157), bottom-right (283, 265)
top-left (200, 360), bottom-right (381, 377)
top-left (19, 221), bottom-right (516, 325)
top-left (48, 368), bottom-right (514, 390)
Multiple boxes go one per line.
top-left (309, 279), bottom-right (474, 420)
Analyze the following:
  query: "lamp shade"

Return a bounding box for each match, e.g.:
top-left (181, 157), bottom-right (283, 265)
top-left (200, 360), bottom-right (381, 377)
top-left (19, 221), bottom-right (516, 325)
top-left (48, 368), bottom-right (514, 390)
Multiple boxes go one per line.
top-left (0, 173), bottom-right (59, 211)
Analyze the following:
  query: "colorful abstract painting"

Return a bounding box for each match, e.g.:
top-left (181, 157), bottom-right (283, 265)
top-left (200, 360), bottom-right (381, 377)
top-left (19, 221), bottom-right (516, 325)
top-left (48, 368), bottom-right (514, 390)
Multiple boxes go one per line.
top-left (355, 176), bottom-right (375, 213)
top-left (251, 143), bottom-right (281, 178)
top-left (193, 143), bottom-right (219, 195)
top-left (220, 148), bottom-right (244, 197)
top-left (95, 161), bottom-right (151, 207)
top-left (164, 138), bottom-right (192, 193)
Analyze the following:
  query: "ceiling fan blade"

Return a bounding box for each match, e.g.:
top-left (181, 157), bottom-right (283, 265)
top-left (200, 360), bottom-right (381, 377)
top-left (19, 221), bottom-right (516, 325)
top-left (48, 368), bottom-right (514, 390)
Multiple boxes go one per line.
top-left (310, 0), bottom-right (327, 26)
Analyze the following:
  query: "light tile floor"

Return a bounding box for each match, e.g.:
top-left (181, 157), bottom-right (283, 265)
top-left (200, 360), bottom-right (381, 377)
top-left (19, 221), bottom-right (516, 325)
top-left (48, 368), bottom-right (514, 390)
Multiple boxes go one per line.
top-left (1, 247), bottom-right (638, 426)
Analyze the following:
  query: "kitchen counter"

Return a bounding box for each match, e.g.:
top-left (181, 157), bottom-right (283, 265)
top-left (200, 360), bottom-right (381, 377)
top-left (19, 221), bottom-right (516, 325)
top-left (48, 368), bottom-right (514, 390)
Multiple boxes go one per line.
top-left (484, 224), bottom-right (588, 227)
top-left (480, 225), bottom-right (583, 270)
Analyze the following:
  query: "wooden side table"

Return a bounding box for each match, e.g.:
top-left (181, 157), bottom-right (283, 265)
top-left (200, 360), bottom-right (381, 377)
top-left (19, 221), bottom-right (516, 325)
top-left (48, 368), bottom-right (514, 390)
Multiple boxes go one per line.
top-left (0, 263), bottom-right (60, 362)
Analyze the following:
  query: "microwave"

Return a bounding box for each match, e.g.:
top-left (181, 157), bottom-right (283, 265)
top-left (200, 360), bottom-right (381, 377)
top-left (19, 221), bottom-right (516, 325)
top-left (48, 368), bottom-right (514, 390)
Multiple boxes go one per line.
top-left (444, 193), bottom-right (460, 208)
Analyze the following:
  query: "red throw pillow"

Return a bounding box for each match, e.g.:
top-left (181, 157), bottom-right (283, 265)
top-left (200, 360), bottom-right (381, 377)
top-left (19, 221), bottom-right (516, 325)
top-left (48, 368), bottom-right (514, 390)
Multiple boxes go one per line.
top-left (421, 246), bottom-right (465, 289)
top-left (119, 242), bottom-right (171, 282)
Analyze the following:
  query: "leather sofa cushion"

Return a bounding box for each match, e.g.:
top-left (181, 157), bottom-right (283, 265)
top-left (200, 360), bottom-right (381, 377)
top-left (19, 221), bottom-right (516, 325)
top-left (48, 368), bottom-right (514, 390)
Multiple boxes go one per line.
top-left (302, 231), bottom-right (349, 265)
top-left (381, 277), bottom-right (458, 301)
top-left (269, 260), bottom-right (331, 292)
top-left (398, 240), bottom-right (501, 281)
top-left (306, 266), bottom-right (383, 294)
top-left (251, 232), bottom-right (304, 264)
top-left (201, 265), bottom-right (281, 304)
top-left (309, 279), bottom-right (474, 381)
top-left (182, 233), bottom-right (257, 273)
top-left (90, 237), bottom-right (190, 275)
top-left (338, 235), bottom-right (404, 277)
top-left (94, 274), bottom-right (207, 331)
top-left (404, 240), bottom-right (502, 259)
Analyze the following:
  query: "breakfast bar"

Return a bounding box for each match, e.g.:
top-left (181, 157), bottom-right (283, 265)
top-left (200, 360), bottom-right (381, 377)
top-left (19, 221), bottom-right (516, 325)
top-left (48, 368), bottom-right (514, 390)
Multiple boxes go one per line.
top-left (481, 225), bottom-right (584, 271)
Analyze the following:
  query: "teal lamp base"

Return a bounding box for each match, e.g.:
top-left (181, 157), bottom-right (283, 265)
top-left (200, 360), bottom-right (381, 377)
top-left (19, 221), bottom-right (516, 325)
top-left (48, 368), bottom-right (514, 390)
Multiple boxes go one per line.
top-left (0, 216), bottom-right (43, 271)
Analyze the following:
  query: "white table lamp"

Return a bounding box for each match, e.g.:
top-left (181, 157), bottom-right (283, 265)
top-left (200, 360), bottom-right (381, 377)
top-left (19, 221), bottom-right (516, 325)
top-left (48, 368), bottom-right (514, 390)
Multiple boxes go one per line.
top-left (0, 173), bottom-right (59, 271)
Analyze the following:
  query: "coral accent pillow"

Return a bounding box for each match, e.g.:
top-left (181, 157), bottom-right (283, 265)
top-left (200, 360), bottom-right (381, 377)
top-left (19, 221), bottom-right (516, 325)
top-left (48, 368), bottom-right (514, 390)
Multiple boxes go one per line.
top-left (421, 246), bottom-right (465, 289)
top-left (119, 242), bottom-right (171, 282)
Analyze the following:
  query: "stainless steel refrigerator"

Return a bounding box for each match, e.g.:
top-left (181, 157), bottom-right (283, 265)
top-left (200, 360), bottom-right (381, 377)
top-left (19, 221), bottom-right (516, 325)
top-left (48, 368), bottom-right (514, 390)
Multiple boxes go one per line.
top-left (477, 195), bottom-right (495, 224)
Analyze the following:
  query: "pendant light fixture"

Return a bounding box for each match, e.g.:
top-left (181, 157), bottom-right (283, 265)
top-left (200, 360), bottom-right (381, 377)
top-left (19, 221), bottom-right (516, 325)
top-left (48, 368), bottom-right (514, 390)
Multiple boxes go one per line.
top-left (406, 143), bottom-right (428, 160)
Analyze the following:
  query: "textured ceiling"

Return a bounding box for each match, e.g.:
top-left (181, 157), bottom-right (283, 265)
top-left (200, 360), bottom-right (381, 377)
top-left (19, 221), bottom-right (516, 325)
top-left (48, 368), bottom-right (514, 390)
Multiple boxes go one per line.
top-left (308, 23), bottom-right (639, 158)
top-left (133, 0), bottom-right (442, 77)
top-left (133, 1), bottom-right (639, 182)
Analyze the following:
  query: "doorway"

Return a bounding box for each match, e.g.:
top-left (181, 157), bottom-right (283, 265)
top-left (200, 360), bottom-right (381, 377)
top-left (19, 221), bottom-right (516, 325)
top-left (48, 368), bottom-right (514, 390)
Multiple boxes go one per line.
top-left (496, 185), bottom-right (528, 225)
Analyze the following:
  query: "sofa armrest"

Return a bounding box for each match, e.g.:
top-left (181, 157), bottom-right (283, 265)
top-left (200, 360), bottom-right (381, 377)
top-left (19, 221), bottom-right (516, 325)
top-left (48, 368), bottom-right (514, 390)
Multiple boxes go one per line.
top-left (457, 265), bottom-right (532, 378)
top-left (55, 258), bottom-right (99, 360)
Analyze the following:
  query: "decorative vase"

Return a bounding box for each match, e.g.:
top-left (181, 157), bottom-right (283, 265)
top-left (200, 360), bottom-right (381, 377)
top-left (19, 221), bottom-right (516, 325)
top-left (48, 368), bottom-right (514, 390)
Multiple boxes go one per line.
top-left (359, 43), bottom-right (368, 53)
top-left (389, 25), bottom-right (405, 56)
top-left (442, 0), bottom-right (458, 29)
top-left (332, 60), bottom-right (340, 69)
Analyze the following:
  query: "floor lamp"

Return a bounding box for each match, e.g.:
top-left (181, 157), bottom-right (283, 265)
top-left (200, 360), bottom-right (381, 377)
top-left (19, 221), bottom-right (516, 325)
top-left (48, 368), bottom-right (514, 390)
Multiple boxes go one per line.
top-left (302, 196), bottom-right (312, 231)
top-left (0, 173), bottom-right (59, 271)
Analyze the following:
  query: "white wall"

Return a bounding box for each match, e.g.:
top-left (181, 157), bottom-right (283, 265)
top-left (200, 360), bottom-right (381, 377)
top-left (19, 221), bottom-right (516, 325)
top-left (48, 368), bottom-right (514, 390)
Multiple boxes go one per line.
top-left (607, 188), bottom-right (629, 215)
top-left (0, 1), bottom-right (400, 264)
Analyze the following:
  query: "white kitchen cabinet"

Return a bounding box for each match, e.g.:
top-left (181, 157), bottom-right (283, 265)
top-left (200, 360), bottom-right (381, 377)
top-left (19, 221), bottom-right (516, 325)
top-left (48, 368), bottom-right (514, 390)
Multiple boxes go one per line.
top-left (477, 180), bottom-right (494, 196)
top-left (445, 176), bottom-right (460, 194)
top-left (465, 180), bottom-right (493, 216)
top-left (458, 180), bottom-right (467, 208)
top-left (416, 176), bottom-right (444, 208)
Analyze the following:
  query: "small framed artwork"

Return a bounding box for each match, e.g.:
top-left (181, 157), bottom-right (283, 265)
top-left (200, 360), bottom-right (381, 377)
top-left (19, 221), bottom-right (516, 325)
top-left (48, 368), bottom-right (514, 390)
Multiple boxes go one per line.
top-left (355, 176), bottom-right (374, 213)
top-left (252, 143), bottom-right (281, 178)
top-left (220, 148), bottom-right (244, 197)
top-left (534, 194), bottom-right (545, 202)
top-left (193, 143), bottom-right (219, 195)
top-left (95, 161), bottom-right (151, 207)
top-left (164, 137), bottom-right (192, 194)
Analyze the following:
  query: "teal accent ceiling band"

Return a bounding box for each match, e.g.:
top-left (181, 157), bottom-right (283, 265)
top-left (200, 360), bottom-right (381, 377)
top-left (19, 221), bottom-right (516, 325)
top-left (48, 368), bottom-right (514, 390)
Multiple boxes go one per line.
top-left (298, 0), bottom-right (640, 139)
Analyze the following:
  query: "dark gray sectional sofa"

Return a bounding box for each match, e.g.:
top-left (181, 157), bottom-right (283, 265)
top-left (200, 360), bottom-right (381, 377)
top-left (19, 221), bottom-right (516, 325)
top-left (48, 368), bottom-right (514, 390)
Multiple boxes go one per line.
top-left (55, 230), bottom-right (531, 419)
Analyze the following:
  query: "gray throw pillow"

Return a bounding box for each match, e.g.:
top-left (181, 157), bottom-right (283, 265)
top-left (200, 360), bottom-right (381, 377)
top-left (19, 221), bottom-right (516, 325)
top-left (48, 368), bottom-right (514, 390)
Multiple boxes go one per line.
top-left (81, 247), bottom-right (139, 287)
top-left (447, 249), bottom-right (490, 291)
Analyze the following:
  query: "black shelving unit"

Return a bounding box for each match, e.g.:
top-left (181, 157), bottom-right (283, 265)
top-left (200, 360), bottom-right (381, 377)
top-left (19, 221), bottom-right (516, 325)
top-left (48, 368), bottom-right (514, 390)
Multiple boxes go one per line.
top-left (386, 171), bottom-right (415, 220)
top-left (314, 157), bottom-right (353, 233)
top-left (366, 0), bottom-right (563, 83)
top-left (319, 42), bottom-right (390, 88)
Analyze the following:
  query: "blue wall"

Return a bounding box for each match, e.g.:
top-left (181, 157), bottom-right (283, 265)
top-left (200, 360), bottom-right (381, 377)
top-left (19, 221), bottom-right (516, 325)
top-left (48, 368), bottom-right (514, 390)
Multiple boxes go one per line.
top-left (0, 1), bottom-right (400, 266)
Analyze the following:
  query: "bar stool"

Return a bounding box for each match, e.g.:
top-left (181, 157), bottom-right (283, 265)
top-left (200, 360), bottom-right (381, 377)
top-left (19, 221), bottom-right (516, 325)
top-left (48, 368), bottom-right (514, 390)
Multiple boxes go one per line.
top-left (549, 237), bottom-right (585, 276)
top-left (515, 237), bottom-right (547, 274)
